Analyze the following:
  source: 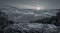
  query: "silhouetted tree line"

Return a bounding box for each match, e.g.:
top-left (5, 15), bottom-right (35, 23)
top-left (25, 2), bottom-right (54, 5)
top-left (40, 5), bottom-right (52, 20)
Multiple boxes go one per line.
top-left (0, 11), bottom-right (14, 33)
top-left (30, 11), bottom-right (60, 26)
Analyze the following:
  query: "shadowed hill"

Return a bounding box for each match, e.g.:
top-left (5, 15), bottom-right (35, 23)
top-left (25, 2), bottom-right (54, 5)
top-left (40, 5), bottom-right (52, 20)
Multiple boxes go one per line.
top-left (30, 9), bottom-right (60, 26)
top-left (0, 11), bottom-right (14, 33)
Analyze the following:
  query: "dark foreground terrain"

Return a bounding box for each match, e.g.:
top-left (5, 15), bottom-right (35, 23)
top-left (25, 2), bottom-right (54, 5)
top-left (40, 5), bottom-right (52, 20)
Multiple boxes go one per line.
top-left (0, 9), bottom-right (60, 33)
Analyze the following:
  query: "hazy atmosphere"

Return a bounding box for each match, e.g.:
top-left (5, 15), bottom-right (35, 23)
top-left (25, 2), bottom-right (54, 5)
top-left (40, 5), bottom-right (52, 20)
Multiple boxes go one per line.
top-left (0, 0), bottom-right (60, 9)
top-left (0, 0), bottom-right (60, 33)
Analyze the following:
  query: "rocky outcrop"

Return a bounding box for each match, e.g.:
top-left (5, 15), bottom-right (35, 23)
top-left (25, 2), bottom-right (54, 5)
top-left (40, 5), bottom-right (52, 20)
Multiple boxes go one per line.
top-left (4, 23), bottom-right (59, 33)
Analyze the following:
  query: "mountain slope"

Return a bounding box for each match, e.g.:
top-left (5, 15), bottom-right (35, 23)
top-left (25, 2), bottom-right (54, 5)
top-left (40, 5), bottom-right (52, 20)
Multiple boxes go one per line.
top-left (0, 6), bottom-right (60, 22)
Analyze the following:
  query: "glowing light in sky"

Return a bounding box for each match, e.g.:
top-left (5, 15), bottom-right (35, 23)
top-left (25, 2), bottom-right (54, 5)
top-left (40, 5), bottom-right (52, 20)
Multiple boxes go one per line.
top-left (35, 6), bottom-right (44, 10)
top-left (16, 4), bottom-right (44, 10)
top-left (36, 7), bottom-right (41, 10)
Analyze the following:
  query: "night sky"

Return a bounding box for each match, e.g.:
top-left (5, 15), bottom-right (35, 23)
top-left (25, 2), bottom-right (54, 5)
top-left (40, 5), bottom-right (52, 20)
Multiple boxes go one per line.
top-left (0, 0), bottom-right (60, 9)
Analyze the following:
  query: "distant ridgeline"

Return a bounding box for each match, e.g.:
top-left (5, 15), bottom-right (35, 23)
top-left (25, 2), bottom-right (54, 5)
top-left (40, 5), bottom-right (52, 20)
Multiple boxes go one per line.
top-left (30, 9), bottom-right (60, 26)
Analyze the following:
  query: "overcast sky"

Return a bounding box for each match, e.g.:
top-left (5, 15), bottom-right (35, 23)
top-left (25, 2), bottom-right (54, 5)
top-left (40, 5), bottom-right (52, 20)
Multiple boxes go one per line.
top-left (0, 0), bottom-right (60, 9)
